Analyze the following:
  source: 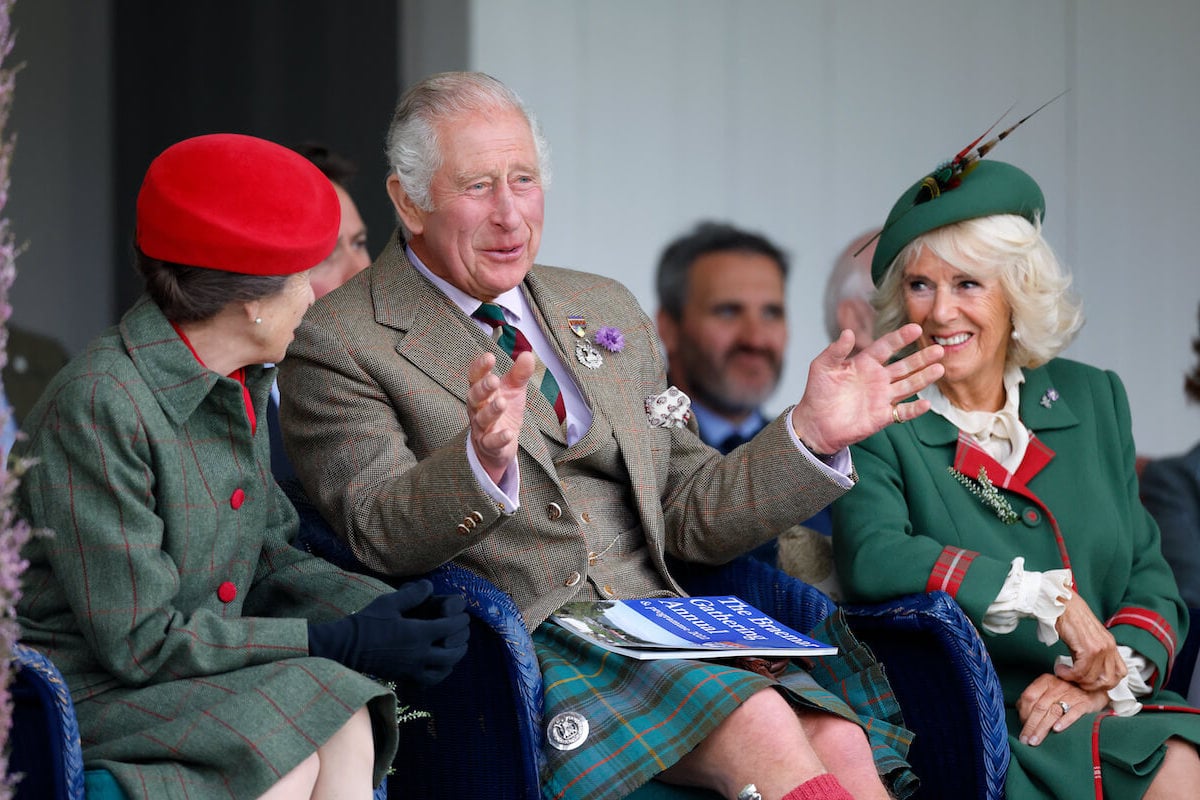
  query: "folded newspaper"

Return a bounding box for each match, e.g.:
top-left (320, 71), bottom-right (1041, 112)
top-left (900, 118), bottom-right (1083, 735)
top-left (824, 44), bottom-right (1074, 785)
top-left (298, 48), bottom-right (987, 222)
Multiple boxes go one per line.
top-left (550, 595), bottom-right (836, 660)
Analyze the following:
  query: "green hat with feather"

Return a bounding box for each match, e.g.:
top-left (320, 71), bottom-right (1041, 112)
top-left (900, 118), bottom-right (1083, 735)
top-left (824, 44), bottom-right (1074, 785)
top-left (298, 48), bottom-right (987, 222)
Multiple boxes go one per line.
top-left (870, 160), bottom-right (1044, 287)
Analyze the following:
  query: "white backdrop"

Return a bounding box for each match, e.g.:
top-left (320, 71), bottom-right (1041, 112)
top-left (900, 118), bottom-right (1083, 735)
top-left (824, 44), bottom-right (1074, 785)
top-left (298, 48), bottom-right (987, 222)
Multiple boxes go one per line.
top-left (404, 0), bottom-right (1200, 457)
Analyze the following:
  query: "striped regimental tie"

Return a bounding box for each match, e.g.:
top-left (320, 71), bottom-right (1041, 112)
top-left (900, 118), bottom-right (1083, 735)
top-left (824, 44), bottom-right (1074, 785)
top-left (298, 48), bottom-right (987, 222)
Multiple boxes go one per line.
top-left (472, 302), bottom-right (566, 424)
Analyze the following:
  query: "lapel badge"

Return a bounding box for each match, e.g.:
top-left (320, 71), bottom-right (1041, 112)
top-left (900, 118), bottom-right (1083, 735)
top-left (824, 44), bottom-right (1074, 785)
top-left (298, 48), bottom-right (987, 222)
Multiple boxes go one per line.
top-left (645, 386), bottom-right (692, 428)
top-left (1039, 387), bottom-right (1060, 409)
top-left (568, 316), bottom-right (588, 338)
top-left (547, 710), bottom-right (589, 751)
top-left (576, 341), bottom-right (604, 369)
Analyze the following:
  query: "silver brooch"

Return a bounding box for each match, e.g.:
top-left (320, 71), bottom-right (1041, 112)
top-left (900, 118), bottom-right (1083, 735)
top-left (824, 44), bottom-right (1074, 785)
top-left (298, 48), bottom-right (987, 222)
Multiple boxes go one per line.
top-left (1040, 387), bottom-right (1060, 409)
top-left (575, 342), bottom-right (604, 369)
top-left (546, 710), bottom-right (589, 751)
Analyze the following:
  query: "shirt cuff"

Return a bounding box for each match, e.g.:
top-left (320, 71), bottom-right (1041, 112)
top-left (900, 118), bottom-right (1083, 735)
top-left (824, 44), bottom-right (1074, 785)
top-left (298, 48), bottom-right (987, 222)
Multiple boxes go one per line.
top-left (1055, 647), bottom-right (1151, 717)
top-left (466, 437), bottom-right (520, 514)
top-left (982, 557), bottom-right (1072, 644)
top-left (784, 411), bottom-right (854, 488)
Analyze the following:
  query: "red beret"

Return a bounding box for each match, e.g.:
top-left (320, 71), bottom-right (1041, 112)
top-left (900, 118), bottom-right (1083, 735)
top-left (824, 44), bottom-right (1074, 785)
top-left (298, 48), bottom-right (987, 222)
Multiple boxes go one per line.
top-left (136, 133), bottom-right (340, 275)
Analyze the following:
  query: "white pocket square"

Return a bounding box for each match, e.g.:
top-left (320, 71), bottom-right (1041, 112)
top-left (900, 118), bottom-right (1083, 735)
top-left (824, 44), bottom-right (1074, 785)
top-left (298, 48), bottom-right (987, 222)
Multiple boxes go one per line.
top-left (644, 386), bottom-right (692, 428)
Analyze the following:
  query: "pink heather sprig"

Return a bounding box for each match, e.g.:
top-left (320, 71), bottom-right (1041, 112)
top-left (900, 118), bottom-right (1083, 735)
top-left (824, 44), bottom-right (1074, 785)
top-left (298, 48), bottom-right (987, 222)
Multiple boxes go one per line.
top-left (594, 326), bottom-right (624, 353)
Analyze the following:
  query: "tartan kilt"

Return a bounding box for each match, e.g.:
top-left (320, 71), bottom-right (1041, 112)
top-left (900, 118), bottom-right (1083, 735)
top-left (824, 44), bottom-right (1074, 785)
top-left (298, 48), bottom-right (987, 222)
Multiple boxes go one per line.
top-left (536, 608), bottom-right (916, 800)
top-left (74, 657), bottom-right (398, 799)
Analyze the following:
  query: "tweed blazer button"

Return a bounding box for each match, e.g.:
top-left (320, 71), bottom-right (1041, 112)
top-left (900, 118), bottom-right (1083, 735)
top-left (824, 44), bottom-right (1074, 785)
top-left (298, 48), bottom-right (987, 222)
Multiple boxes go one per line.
top-left (230, 488), bottom-right (246, 510)
top-left (456, 523), bottom-right (470, 535)
top-left (470, 510), bottom-right (484, 523)
top-left (217, 581), bottom-right (237, 603)
top-left (547, 502), bottom-right (563, 520)
top-left (564, 571), bottom-right (582, 587)
top-left (462, 516), bottom-right (477, 530)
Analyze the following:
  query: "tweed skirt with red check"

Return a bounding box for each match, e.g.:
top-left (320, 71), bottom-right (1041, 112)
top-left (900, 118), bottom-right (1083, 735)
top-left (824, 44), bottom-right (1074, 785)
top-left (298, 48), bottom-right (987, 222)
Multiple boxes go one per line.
top-left (535, 609), bottom-right (917, 800)
top-left (73, 657), bottom-right (398, 798)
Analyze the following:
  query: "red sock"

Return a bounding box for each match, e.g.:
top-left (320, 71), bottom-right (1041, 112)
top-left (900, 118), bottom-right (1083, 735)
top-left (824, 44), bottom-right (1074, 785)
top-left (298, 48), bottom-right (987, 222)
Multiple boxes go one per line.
top-left (781, 773), bottom-right (855, 800)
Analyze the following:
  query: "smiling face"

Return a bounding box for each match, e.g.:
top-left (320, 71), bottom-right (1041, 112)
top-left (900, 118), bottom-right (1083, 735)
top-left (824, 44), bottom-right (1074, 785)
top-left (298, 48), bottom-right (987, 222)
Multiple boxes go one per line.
top-left (390, 106), bottom-right (544, 301)
top-left (902, 247), bottom-right (1012, 411)
top-left (657, 250), bottom-right (787, 419)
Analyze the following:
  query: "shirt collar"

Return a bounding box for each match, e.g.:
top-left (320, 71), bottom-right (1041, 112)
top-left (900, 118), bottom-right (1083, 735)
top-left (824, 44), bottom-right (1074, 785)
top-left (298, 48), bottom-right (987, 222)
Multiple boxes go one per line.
top-left (689, 398), bottom-right (767, 449)
top-left (406, 244), bottom-right (527, 323)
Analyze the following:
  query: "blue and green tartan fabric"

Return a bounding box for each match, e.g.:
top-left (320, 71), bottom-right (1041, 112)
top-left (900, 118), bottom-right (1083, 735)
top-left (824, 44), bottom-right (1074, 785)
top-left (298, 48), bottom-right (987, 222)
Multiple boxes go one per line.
top-left (534, 608), bottom-right (916, 800)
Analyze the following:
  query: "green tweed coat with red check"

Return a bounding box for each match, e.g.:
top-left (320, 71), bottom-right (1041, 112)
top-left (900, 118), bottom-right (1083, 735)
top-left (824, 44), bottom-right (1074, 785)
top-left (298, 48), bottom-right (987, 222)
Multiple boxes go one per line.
top-left (834, 358), bottom-right (1200, 798)
top-left (15, 296), bottom-right (399, 799)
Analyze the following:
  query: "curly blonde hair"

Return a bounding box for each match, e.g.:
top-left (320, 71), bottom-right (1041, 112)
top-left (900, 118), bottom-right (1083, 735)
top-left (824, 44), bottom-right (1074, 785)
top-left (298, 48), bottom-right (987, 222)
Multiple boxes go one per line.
top-left (873, 214), bottom-right (1083, 369)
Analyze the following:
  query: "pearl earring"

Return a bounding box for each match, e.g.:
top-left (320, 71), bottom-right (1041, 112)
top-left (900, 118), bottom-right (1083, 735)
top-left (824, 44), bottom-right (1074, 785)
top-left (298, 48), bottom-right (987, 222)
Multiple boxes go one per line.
top-left (254, 317), bottom-right (262, 325)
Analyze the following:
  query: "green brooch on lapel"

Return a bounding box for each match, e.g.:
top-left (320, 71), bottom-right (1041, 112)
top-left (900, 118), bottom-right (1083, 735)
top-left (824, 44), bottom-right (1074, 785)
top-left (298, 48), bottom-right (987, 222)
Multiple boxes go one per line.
top-left (948, 465), bottom-right (1019, 525)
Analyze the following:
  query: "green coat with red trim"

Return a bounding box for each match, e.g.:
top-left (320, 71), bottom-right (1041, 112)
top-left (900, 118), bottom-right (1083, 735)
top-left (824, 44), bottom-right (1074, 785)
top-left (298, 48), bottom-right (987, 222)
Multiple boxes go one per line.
top-left (833, 357), bottom-right (1200, 798)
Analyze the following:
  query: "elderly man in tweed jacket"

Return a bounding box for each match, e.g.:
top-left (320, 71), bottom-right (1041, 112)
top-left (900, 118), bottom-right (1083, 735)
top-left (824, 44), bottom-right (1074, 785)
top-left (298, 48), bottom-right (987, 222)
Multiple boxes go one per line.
top-left (280, 72), bottom-right (944, 800)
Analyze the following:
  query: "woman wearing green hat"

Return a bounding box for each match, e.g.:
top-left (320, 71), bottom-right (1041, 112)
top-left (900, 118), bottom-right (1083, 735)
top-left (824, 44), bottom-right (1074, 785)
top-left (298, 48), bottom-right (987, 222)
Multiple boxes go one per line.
top-left (833, 159), bottom-right (1200, 797)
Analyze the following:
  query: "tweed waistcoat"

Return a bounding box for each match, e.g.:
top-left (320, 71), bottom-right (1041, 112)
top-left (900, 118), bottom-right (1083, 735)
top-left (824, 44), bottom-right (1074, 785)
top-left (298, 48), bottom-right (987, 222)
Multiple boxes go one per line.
top-left (550, 408), bottom-right (676, 603)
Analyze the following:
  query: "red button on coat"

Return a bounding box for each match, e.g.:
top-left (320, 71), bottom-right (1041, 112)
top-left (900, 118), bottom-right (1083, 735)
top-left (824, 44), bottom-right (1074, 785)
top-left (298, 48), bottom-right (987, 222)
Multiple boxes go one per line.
top-left (230, 488), bottom-right (245, 509)
top-left (217, 581), bottom-right (237, 603)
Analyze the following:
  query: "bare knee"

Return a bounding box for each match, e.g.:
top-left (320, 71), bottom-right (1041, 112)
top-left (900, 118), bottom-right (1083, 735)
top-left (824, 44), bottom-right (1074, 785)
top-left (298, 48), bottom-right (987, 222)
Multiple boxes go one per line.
top-left (1145, 738), bottom-right (1200, 800)
top-left (659, 688), bottom-right (824, 796)
top-left (319, 707), bottom-right (373, 752)
top-left (799, 710), bottom-right (870, 755)
top-left (257, 752), bottom-right (319, 800)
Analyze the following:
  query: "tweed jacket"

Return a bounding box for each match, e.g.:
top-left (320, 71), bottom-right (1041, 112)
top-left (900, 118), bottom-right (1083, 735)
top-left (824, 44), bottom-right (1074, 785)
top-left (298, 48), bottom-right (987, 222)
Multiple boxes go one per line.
top-left (16, 296), bottom-right (398, 797)
top-left (279, 232), bottom-right (847, 628)
top-left (833, 358), bottom-right (1186, 698)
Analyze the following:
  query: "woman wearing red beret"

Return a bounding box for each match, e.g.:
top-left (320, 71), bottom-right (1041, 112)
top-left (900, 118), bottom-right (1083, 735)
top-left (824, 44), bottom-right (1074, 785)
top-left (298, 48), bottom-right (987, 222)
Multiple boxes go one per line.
top-left (14, 134), bottom-right (470, 799)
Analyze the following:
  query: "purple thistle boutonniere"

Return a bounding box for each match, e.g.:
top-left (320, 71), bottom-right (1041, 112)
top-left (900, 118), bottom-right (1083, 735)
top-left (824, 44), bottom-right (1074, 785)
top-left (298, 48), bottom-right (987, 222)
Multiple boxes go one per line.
top-left (594, 326), bottom-right (624, 353)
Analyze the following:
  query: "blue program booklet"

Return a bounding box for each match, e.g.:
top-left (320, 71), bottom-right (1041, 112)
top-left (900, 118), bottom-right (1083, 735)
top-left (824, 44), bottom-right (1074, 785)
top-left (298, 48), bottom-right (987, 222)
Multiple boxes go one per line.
top-left (550, 595), bottom-right (836, 660)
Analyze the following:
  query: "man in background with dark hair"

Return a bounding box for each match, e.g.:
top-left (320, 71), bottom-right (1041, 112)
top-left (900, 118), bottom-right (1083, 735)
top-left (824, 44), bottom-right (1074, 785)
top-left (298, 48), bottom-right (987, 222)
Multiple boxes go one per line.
top-left (292, 142), bottom-right (373, 300)
top-left (654, 222), bottom-right (838, 583)
top-left (655, 221), bottom-right (789, 457)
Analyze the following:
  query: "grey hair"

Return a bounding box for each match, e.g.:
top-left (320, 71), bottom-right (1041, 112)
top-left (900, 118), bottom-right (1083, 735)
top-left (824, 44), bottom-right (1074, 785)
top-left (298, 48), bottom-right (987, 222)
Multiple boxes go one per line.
top-left (385, 71), bottom-right (551, 236)
top-left (873, 214), bottom-right (1083, 369)
top-left (822, 228), bottom-right (879, 342)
